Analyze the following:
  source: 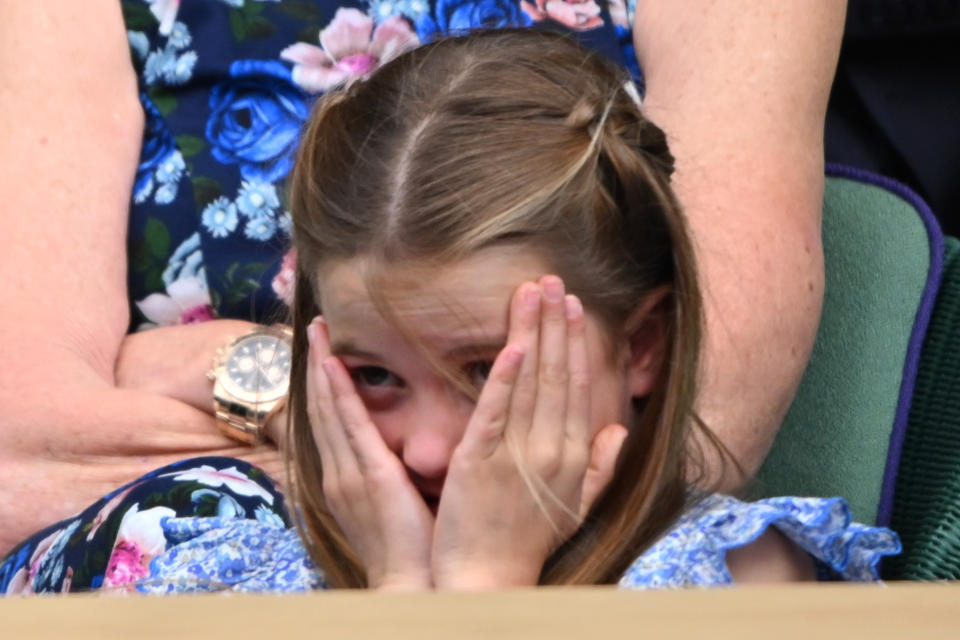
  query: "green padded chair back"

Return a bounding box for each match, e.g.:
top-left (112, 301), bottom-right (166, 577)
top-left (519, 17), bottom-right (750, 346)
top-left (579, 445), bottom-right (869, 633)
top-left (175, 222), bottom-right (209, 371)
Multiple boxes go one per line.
top-left (752, 166), bottom-right (944, 528)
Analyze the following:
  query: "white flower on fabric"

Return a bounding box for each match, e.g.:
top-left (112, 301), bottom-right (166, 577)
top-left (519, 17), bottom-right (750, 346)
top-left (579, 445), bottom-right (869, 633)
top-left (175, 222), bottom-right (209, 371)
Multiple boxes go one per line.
top-left (134, 174), bottom-right (154, 204)
top-left (135, 276), bottom-right (215, 329)
top-left (219, 0), bottom-right (244, 6)
top-left (277, 211), bottom-right (292, 235)
top-left (254, 504), bottom-right (286, 528)
top-left (148, 0), bottom-right (181, 36)
top-left (128, 31), bottom-right (150, 60)
top-left (244, 215), bottom-right (278, 241)
top-left (280, 8), bottom-right (419, 93)
top-left (155, 150), bottom-right (185, 184)
top-left (367, 0), bottom-right (430, 22)
top-left (103, 503), bottom-right (176, 589)
top-left (161, 243), bottom-right (203, 288)
top-left (201, 197), bottom-right (240, 238)
top-left (369, 0), bottom-right (396, 19)
top-left (236, 181), bottom-right (280, 218)
top-left (115, 504), bottom-right (175, 558)
top-left (606, 0), bottom-right (627, 28)
top-left (144, 47), bottom-right (176, 84)
top-left (161, 232), bottom-right (204, 287)
top-left (143, 43), bottom-right (196, 86)
top-left (167, 21), bottom-right (192, 49)
top-left (154, 182), bottom-right (178, 205)
top-left (164, 465), bottom-right (275, 505)
top-left (169, 50), bottom-right (198, 84)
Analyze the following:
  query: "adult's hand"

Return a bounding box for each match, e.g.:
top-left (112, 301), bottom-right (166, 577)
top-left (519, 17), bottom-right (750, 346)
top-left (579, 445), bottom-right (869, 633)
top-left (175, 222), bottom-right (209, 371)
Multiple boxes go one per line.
top-left (634, 1), bottom-right (847, 486)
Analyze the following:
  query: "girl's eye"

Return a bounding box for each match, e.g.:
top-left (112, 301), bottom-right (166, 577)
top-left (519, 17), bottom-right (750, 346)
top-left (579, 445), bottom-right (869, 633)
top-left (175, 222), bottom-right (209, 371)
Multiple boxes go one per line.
top-left (464, 360), bottom-right (493, 388)
top-left (350, 366), bottom-right (402, 389)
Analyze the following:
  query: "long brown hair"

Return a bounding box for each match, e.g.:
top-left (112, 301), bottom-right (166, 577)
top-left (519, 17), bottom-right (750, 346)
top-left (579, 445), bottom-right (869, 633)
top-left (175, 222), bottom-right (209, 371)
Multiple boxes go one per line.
top-left (286, 28), bottom-right (706, 587)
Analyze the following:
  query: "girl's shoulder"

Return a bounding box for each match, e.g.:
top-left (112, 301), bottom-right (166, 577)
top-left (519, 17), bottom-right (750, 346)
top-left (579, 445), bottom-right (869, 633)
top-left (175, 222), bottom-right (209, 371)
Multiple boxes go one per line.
top-left (619, 494), bottom-right (902, 588)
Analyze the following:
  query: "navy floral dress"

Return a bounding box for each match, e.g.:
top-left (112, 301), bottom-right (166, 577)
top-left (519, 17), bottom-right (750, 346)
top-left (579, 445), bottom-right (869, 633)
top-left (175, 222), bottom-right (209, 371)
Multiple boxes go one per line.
top-left (121, 0), bottom-right (640, 331)
top-left (0, 1), bottom-right (902, 594)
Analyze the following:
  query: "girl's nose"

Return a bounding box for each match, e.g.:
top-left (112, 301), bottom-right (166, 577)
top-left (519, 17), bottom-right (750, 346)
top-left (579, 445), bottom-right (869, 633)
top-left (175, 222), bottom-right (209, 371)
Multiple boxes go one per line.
top-left (400, 393), bottom-right (470, 483)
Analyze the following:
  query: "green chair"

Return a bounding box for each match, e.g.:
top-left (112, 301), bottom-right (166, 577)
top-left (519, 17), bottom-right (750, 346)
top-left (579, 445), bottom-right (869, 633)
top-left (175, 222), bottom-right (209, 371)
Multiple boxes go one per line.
top-left (751, 164), bottom-right (959, 580)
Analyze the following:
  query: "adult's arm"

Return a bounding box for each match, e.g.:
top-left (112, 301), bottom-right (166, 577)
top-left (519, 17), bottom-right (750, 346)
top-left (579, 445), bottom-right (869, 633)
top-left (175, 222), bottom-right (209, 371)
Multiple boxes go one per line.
top-left (634, 2), bottom-right (846, 486)
top-left (0, 1), bottom-right (281, 556)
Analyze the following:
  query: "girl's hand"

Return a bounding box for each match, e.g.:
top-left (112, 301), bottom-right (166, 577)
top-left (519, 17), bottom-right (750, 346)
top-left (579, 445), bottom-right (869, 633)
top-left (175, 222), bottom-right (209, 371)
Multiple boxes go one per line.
top-left (306, 318), bottom-right (434, 590)
top-left (431, 276), bottom-right (623, 589)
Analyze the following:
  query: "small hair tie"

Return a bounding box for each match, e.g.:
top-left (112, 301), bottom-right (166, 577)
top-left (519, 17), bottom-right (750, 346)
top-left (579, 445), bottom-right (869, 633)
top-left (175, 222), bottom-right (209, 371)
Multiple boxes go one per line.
top-left (622, 80), bottom-right (643, 109)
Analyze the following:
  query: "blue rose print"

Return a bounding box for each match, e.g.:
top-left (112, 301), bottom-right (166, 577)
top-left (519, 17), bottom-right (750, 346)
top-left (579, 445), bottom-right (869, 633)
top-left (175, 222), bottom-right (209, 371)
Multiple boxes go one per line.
top-left (205, 60), bottom-right (309, 183)
top-left (416, 0), bottom-right (531, 40)
top-left (133, 94), bottom-right (185, 205)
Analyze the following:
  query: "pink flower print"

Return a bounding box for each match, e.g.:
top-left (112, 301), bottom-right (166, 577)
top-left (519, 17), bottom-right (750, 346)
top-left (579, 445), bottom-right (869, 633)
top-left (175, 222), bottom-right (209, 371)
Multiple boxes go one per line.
top-left (162, 464), bottom-right (275, 505)
top-left (180, 304), bottom-right (216, 324)
top-left (280, 8), bottom-right (419, 93)
top-left (5, 568), bottom-right (30, 594)
top-left (135, 276), bottom-right (216, 329)
top-left (104, 541), bottom-right (149, 587)
top-left (521, 0), bottom-right (604, 31)
top-left (103, 504), bottom-right (175, 589)
top-left (61, 567), bottom-right (74, 593)
top-left (148, 0), bottom-right (181, 36)
top-left (271, 248), bottom-right (297, 306)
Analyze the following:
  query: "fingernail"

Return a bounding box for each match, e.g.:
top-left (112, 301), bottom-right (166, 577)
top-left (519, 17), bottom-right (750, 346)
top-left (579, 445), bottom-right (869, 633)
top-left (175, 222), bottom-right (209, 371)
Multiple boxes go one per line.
top-left (565, 294), bottom-right (582, 320)
top-left (505, 344), bottom-right (526, 366)
top-left (543, 276), bottom-right (564, 303)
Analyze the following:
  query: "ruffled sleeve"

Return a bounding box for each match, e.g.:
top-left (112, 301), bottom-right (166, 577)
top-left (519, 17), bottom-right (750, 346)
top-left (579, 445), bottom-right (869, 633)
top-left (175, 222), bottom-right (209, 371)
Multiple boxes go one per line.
top-left (138, 516), bottom-right (324, 594)
top-left (618, 494), bottom-right (902, 588)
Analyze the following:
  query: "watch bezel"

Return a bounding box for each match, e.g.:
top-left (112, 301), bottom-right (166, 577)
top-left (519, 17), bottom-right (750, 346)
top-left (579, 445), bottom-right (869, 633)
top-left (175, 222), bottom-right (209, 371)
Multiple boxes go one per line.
top-left (213, 326), bottom-right (292, 404)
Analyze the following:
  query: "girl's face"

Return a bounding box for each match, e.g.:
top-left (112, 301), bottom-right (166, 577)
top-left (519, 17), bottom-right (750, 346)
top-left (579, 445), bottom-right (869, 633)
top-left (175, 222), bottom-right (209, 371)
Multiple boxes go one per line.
top-left (315, 245), bottom-right (638, 503)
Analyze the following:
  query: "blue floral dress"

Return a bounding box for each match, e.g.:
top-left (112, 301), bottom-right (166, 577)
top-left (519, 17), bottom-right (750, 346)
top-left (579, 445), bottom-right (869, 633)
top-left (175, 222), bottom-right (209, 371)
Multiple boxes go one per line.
top-left (120, 0), bottom-right (640, 329)
top-left (0, 456), bottom-right (900, 594)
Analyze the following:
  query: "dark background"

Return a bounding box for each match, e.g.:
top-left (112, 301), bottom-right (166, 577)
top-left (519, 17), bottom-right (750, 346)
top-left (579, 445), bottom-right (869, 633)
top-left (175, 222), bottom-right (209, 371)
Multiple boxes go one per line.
top-left (826, 0), bottom-right (960, 236)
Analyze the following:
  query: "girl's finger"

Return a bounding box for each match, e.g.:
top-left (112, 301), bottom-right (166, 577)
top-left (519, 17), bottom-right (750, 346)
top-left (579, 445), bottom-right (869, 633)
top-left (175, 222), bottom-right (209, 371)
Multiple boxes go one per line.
top-left (579, 423), bottom-right (628, 518)
top-left (321, 353), bottom-right (396, 472)
top-left (529, 275), bottom-right (569, 446)
top-left (459, 343), bottom-right (527, 458)
top-left (563, 294), bottom-right (590, 446)
top-left (503, 281), bottom-right (541, 439)
top-left (306, 318), bottom-right (352, 476)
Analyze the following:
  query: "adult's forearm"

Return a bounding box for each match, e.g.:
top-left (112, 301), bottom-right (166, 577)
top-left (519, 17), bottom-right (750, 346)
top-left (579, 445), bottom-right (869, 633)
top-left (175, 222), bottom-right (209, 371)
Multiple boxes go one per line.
top-left (0, 383), bottom-right (283, 556)
top-left (634, 2), bottom-right (846, 486)
top-left (115, 319), bottom-right (259, 415)
top-left (115, 319), bottom-right (289, 444)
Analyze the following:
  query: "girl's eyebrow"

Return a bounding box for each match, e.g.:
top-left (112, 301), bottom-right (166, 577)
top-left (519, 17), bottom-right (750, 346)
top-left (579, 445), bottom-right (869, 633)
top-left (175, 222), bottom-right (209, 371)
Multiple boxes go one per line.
top-left (329, 337), bottom-right (506, 361)
top-left (442, 337), bottom-right (506, 360)
top-left (329, 339), bottom-right (379, 360)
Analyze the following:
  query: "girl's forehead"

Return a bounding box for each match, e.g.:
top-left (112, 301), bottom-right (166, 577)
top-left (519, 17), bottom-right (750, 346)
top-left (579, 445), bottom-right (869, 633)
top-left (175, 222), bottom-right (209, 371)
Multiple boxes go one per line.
top-left (316, 247), bottom-right (551, 342)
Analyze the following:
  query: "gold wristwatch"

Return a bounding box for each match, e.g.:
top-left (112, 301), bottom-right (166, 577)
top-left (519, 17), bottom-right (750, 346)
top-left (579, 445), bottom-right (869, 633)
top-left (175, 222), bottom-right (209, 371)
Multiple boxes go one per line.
top-left (207, 324), bottom-right (293, 444)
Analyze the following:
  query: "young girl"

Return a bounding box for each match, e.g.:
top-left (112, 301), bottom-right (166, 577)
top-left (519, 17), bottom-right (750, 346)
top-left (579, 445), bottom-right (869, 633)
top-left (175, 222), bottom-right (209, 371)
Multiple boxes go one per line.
top-left (0, 29), bottom-right (897, 594)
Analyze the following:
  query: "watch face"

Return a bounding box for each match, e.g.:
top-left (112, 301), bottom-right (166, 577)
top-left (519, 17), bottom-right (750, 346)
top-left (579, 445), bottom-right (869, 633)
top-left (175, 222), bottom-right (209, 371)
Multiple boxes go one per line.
top-left (221, 333), bottom-right (292, 402)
